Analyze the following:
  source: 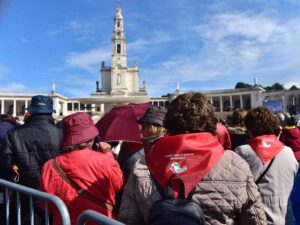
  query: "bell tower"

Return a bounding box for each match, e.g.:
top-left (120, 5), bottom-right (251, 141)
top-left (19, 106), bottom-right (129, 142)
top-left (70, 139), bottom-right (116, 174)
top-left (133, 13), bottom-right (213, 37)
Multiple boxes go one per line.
top-left (111, 7), bottom-right (127, 68)
top-left (99, 5), bottom-right (147, 97)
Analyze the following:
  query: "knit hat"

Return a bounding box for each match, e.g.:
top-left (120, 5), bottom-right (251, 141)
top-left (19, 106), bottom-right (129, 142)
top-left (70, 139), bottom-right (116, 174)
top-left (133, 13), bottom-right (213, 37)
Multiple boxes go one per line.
top-left (137, 106), bottom-right (167, 127)
top-left (61, 112), bottom-right (99, 146)
top-left (27, 95), bottom-right (56, 113)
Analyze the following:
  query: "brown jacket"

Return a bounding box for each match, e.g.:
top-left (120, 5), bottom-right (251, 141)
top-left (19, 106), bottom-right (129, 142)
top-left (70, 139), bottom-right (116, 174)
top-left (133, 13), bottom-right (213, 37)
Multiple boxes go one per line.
top-left (118, 150), bottom-right (266, 225)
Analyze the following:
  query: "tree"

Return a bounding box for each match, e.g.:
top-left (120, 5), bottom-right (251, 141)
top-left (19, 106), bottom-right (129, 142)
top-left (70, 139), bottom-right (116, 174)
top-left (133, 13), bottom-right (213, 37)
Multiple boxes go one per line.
top-left (271, 83), bottom-right (284, 91)
top-left (263, 83), bottom-right (284, 91)
top-left (161, 93), bottom-right (172, 97)
top-left (289, 85), bottom-right (299, 90)
top-left (264, 86), bottom-right (272, 91)
top-left (235, 82), bottom-right (252, 89)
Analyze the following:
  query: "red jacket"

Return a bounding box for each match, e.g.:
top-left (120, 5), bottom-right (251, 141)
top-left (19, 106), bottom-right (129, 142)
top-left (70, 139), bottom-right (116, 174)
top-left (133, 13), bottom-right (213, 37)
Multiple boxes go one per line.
top-left (40, 148), bottom-right (124, 225)
top-left (216, 123), bottom-right (232, 150)
top-left (280, 127), bottom-right (300, 160)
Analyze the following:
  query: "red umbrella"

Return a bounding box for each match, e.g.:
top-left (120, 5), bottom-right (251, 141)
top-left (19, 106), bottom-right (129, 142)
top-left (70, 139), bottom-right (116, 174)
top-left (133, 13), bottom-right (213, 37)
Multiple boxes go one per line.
top-left (95, 103), bottom-right (151, 143)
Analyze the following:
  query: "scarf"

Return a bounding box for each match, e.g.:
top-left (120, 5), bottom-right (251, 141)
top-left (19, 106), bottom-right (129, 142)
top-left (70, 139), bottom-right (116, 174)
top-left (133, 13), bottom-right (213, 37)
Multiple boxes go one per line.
top-left (145, 132), bottom-right (224, 197)
top-left (248, 134), bottom-right (284, 164)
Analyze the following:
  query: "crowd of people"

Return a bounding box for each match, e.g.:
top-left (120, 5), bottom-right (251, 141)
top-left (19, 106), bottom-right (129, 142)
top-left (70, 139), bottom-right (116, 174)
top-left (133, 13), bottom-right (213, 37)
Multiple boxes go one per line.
top-left (0, 93), bottom-right (299, 225)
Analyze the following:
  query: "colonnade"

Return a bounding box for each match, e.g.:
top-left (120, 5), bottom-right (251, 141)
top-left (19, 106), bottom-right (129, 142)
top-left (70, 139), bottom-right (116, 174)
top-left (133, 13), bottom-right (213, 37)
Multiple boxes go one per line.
top-left (208, 94), bottom-right (251, 112)
top-left (0, 98), bottom-right (30, 116)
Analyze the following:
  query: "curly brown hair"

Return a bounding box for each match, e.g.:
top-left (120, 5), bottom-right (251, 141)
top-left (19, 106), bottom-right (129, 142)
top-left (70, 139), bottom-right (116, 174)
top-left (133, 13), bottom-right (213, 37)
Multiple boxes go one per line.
top-left (244, 107), bottom-right (280, 137)
top-left (230, 108), bottom-right (247, 127)
top-left (164, 92), bottom-right (218, 135)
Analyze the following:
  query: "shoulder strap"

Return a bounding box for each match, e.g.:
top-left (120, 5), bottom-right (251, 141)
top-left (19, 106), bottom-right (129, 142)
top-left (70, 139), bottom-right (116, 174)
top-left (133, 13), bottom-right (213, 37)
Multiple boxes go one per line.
top-left (52, 159), bottom-right (113, 212)
top-left (150, 174), bottom-right (168, 199)
top-left (255, 157), bottom-right (276, 184)
top-left (151, 173), bottom-right (196, 200)
top-left (187, 187), bottom-right (196, 200)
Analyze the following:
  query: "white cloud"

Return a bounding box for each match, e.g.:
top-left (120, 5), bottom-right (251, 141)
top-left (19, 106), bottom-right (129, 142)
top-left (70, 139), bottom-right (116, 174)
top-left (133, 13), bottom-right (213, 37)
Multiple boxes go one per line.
top-left (48, 20), bottom-right (101, 42)
top-left (63, 31), bottom-right (170, 74)
top-left (194, 13), bottom-right (286, 44)
top-left (0, 82), bottom-right (27, 92)
top-left (64, 46), bottom-right (111, 73)
top-left (142, 12), bottom-right (300, 96)
top-left (127, 31), bottom-right (171, 52)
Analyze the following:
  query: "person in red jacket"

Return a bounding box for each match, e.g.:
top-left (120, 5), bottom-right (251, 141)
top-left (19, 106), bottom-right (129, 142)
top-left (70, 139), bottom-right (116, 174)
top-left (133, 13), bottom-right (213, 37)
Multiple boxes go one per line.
top-left (216, 122), bottom-right (232, 150)
top-left (280, 115), bottom-right (300, 161)
top-left (40, 112), bottom-right (124, 225)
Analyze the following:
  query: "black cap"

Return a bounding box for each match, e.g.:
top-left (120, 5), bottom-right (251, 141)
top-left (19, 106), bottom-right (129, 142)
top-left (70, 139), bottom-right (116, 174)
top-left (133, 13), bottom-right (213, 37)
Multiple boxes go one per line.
top-left (138, 106), bottom-right (167, 127)
top-left (27, 95), bottom-right (56, 114)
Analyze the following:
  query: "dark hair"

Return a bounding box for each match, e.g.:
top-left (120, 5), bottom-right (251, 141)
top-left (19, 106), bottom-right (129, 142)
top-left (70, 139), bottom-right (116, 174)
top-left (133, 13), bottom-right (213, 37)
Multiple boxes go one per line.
top-left (230, 108), bottom-right (247, 127)
top-left (286, 116), bottom-right (298, 126)
top-left (61, 141), bottom-right (92, 153)
top-left (0, 114), bottom-right (18, 125)
top-left (164, 92), bottom-right (218, 135)
top-left (244, 107), bottom-right (280, 137)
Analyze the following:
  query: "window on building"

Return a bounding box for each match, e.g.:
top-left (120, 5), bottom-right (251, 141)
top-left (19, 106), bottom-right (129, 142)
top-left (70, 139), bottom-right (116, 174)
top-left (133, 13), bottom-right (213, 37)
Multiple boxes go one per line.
top-left (67, 103), bottom-right (72, 111)
top-left (117, 21), bottom-right (120, 27)
top-left (80, 103), bottom-right (85, 110)
top-left (213, 101), bottom-right (220, 112)
top-left (21, 105), bottom-right (25, 114)
top-left (245, 99), bottom-right (251, 110)
top-left (86, 104), bottom-right (92, 110)
top-left (8, 104), bottom-right (13, 115)
top-left (117, 44), bottom-right (121, 54)
top-left (224, 100), bottom-right (230, 111)
top-left (117, 74), bottom-right (121, 85)
top-left (74, 103), bottom-right (79, 111)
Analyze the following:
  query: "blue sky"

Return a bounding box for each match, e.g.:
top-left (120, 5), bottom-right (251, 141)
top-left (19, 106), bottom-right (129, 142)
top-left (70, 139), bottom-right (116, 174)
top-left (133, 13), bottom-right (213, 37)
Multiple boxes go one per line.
top-left (1, 0), bottom-right (300, 98)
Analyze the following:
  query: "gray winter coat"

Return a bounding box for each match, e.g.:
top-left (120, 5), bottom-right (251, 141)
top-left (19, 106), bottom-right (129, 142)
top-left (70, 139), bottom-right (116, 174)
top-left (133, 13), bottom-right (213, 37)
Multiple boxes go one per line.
top-left (118, 150), bottom-right (267, 225)
top-left (235, 145), bottom-right (299, 225)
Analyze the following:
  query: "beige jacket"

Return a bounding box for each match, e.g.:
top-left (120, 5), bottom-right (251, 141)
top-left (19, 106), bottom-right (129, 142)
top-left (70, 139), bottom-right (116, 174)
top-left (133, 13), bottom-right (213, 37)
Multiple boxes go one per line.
top-left (118, 150), bottom-right (267, 225)
top-left (235, 145), bottom-right (299, 225)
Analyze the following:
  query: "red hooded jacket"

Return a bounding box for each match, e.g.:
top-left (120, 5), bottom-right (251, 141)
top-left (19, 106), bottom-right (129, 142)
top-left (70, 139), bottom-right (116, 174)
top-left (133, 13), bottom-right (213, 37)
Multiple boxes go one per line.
top-left (280, 127), bottom-right (300, 160)
top-left (40, 149), bottom-right (123, 225)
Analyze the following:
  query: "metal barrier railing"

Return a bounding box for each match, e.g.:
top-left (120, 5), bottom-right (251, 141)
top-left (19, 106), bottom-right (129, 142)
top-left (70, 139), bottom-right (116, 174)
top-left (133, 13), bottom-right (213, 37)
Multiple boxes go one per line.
top-left (77, 210), bottom-right (125, 225)
top-left (0, 179), bottom-right (71, 225)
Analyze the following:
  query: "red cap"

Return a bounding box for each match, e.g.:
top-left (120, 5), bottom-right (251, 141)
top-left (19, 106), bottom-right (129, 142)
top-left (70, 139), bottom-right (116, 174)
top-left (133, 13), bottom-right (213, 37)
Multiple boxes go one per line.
top-left (61, 112), bottom-right (99, 146)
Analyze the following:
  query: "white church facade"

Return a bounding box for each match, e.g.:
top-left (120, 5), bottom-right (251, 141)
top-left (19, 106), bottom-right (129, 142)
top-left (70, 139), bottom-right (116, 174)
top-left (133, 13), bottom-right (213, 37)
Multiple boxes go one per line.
top-left (0, 6), bottom-right (300, 118)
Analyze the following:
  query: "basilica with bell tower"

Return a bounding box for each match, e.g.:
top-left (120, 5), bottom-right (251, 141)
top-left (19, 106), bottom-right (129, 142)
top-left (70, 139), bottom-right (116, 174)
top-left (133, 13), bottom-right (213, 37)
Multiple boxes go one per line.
top-left (100, 6), bottom-right (147, 96)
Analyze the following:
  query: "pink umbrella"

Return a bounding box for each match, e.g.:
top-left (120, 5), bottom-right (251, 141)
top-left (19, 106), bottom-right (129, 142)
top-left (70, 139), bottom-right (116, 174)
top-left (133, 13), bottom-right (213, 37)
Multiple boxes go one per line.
top-left (95, 103), bottom-right (151, 142)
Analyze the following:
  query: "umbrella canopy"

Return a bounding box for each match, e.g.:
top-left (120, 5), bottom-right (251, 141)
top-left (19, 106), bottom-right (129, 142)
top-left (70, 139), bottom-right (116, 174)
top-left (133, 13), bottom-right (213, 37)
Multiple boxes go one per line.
top-left (96, 103), bottom-right (151, 142)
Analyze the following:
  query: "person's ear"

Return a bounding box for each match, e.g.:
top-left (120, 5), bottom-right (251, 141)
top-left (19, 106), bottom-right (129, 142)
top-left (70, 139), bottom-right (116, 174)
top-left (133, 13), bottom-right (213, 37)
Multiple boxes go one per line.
top-left (23, 112), bottom-right (32, 122)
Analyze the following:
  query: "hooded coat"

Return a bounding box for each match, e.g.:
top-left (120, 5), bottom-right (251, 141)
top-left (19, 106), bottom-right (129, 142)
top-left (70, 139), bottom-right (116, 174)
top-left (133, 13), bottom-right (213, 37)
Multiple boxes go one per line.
top-left (40, 149), bottom-right (124, 225)
top-left (280, 127), bottom-right (300, 160)
top-left (0, 114), bottom-right (62, 188)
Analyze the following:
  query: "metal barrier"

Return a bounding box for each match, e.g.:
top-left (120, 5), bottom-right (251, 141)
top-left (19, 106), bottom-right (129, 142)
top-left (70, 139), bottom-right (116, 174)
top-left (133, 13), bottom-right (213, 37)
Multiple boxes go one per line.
top-left (77, 210), bottom-right (125, 225)
top-left (0, 179), bottom-right (71, 225)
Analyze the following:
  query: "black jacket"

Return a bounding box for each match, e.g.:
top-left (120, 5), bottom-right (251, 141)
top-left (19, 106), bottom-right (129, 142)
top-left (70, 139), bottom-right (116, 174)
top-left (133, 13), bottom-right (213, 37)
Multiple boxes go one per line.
top-left (0, 114), bottom-right (62, 189)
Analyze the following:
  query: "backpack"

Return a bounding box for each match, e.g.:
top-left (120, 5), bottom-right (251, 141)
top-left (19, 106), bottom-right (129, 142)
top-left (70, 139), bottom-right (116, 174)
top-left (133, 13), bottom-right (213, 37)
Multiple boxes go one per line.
top-left (147, 174), bottom-right (206, 225)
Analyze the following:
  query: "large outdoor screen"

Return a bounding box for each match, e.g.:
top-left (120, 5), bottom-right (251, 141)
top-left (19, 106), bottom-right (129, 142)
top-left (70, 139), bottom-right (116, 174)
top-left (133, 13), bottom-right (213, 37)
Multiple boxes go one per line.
top-left (263, 99), bottom-right (283, 113)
